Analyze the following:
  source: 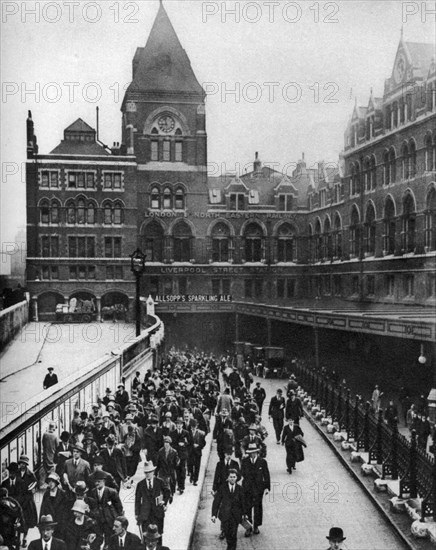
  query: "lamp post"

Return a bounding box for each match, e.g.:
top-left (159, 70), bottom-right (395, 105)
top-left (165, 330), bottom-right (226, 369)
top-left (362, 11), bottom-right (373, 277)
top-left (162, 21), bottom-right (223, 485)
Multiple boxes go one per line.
top-left (130, 248), bottom-right (146, 337)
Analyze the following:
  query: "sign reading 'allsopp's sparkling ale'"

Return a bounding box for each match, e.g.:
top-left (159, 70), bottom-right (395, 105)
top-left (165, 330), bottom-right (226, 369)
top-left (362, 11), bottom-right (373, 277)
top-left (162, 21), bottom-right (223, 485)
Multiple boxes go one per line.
top-left (154, 295), bottom-right (232, 303)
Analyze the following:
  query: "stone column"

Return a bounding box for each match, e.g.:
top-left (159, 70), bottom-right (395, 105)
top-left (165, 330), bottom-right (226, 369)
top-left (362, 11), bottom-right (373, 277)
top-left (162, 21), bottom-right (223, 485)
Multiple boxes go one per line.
top-left (32, 297), bottom-right (39, 322)
top-left (96, 297), bottom-right (101, 322)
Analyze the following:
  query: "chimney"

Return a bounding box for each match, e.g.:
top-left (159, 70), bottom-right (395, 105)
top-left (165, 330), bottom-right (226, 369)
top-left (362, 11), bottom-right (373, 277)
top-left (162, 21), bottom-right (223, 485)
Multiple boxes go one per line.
top-left (26, 110), bottom-right (38, 158)
top-left (253, 151), bottom-right (262, 173)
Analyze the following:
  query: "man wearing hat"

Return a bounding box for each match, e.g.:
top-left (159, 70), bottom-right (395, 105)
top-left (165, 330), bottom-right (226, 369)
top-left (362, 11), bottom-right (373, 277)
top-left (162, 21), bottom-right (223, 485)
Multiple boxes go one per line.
top-left (241, 425), bottom-right (266, 458)
top-left (28, 515), bottom-right (66, 550)
top-left (43, 367), bottom-right (58, 390)
top-left (115, 383), bottom-right (129, 413)
top-left (89, 456), bottom-right (119, 491)
top-left (143, 416), bottom-right (164, 465)
top-left (161, 412), bottom-right (176, 436)
top-left (40, 472), bottom-right (67, 538)
top-left (41, 422), bottom-right (59, 489)
top-left (135, 462), bottom-right (170, 541)
top-left (252, 382), bottom-right (266, 416)
top-left (326, 527), bottom-right (346, 550)
top-left (240, 443), bottom-right (270, 536)
top-left (54, 432), bottom-right (73, 476)
top-left (285, 391), bottom-right (303, 425)
top-left (109, 516), bottom-right (142, 550)
top-left (63, 443), bottom-right (91, 494)
top-left (187, 419), bottom-right (206, 486)
top-left (142, 524), bottom-right (170, 550)
top-left (155, 437), bottom-right (179, 500)
top-left (286, 374), bottom-right (299, 397)
top-left (100, 435), bottom-right (127, 488)
top-left (171, 418), bottom-right (192, 494)
top-left (213, 409), bottom-right (234, 461)
top-left (1, 462), bottom-right (26, 500)
top-left (89, 470), bottom-right (123, 543)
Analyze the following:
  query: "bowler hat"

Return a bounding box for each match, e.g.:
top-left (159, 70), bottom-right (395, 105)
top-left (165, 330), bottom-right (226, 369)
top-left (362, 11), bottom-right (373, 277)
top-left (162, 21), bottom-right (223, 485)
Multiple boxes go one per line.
top-left (93, 470), bottom-right (108, 481)
top-left (60, 431), bottom-right (70, 441)
top-left (148, 415), bottom-right (158, 424)
top-left (37, 515), bottom-right (57, 528)
top-left (7, 462), bottom-right (19, 473)
top-left (143, 524), bottom-right (160, 541)
top-left (105, 434), bottom-right (116, 445)
top-left (73, 481), bottom-right (88, 495)
top-left (176, 417), bottom-right (184, 424)
top-left (327, 527), bottom-right (346, 541)
top-left (93, 456), bottom-right (105, 465)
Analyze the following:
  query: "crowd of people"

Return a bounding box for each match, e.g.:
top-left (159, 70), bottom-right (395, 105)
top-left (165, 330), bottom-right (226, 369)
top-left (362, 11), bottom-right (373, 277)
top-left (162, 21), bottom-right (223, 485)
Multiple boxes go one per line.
top-left (0, 349), bottom-right (223, 550)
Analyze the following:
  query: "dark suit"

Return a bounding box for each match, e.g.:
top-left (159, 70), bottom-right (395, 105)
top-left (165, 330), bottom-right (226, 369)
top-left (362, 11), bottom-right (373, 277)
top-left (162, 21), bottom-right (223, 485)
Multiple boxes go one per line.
top-left (212, 458), bottom-right (240, 493)
top-left (63, 457), bottom-right (91, 488)
top-left (43, 373), bottom-right (58, 389)
top-left (170, 428), bottom-right (192, 491)
top-left (188, 429), bottom-right (206, 483)
top-left (241, 456), bottom-right (270, 529)
top-left (28, 538), bottom-right (66, 550)
top-left (268, 395), bottom-right (286, 441)
top-left (108, 531), bottom-right (142, 550)
top-left (155, 447), bottom-right (179, 495)
top-left (142, 426), bottom-right (164, 464)
top-left (281, 424), bottom-right (305, 471)
top-left (212, 484), bottom-right (245, 550)
top-left (89, 486), bottom-right (123, 539)
top-left (135, 476), bottom-right (170, 536)
top-left (100, 447), bottom-right (127, 486)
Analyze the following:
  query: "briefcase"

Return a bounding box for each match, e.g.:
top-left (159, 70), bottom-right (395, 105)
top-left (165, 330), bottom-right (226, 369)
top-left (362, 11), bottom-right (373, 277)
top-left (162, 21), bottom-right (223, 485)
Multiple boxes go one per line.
top-left (240, 518), bottom-right (253, 530)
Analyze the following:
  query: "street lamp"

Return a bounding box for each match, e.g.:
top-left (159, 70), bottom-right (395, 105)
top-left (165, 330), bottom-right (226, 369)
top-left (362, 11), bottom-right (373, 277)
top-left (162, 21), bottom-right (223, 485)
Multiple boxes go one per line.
top-left (130, 248), bottom-right (146, 337)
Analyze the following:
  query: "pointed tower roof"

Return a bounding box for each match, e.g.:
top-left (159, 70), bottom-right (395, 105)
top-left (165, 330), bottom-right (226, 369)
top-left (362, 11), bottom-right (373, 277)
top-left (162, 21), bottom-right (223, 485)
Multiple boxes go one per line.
top-left (128, 2), bottom-right (204, 95)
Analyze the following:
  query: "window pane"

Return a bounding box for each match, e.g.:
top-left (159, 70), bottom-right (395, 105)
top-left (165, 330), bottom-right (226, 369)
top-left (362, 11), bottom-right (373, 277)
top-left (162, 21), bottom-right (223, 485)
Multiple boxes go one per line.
top-left (254, 279), bottom-right (263, 297)
top-left (104, 238), bottom-right (112, 258)
top-left (69, 237), bottom-right (76, 258)
top-left (245, 279), bottom-right (252, 298)
top-left (78, 237), bottom-right (86, 257)
top-left (87, 205), bottom-right (95, 224)
top-left (212, 279), bottom-right (220, 295)
top-left (114, 238), bottom-right (121, 257)
top-left (50, 172), bottom-right (58, 187)
top-left (104, 174), bottom-right (112, 188)
top-left (163, 141), bottom-right (170, 161)
top-left (86, 173), bottom-right (95, 188)
top-left (114, 174), bottom-right (121, 188)
top-left (87, 238), bottom-right (95, 257)
top-left (51, 237), bottom-right (59, 257)
top-left (151, 141), bottom-right (159, 161)
top-left (175, 142), bottom-right (183, 162)
top-left (41, 172), bottom-right (49, 187)
top-left (104, 207), bottom-right (112, 224)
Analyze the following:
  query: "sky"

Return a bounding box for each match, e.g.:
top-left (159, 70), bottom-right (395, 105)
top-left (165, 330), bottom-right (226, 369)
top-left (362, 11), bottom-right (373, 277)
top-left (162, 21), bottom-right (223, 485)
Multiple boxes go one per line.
top-left (1, 0), bottom-right (435, 243)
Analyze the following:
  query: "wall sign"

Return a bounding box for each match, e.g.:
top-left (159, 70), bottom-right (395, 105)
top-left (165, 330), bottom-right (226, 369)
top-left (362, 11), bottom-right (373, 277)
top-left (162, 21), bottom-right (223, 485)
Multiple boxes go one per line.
top-left (155, 294), bottom-right (232, 303)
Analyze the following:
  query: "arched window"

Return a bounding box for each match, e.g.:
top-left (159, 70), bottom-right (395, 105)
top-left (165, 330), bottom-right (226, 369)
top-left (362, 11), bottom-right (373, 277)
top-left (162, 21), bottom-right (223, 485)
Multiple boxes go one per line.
top-left (350, 206), bottom-right (361, 257)
top-left (384, 197), bottom-right (396, 255)
top-left (333, 214), bottom-right (342, 258)
top-left (425, 187), bottom-right (436, 251)
top-left (66, 200), bottom-right (76, 224)
top-left (163, 188), bottom-right (172, 209)
top-left (113, 201), bottom-right (123, 225)
top-left (173, 221), bottom-right (192, 262)
top-left (363, 158), bottom-right (370, 191)
top-left (40, 200), bottom-right (50, 224)
top-left (143, 221), bottom-right (164, 262)
top-left (365, 203), bottom-right (376, 256)
top-left (403, 193), bottom-right (416, 253)
top-left (103, 202), bottom-right (112, 225)
top-left (409, 140), bottom-right (417, 178)
top-left (370, 155), bottom-right (377, 189)
top-left (277, 223), bottom-right (296, 262)
top-left (151, 187), bottom-right (160, 209)
top-left (401, 143), bottom-right (409, 180)
top-left (308, 224), bottom-right (314, 262)
top-left (383, 150), bottom-right (390, 185)
top-left (425, 134), bottom-right (435, 172)
top-left (323, 218), bottom-right (332, 260)
top-left (385, 104), bottom-right (391, 130)
top-left (389, 148), bottom-right (396, 183)
top-left (314, 219), bottom-right (322, 261)
top-left (77, 199), bottom-right (86, 224)
top-left (244, 223), bottom-right (263, 262)
top-left (392, 101), bottom-right (398, 127)
top-left (87, 202), bottom-right (96, 224)
top-left (211, 222), bottom-right (231, 262)
top-left (50, 200), bottom-right (60, 224)
top-left (350, 163), bottom-right (360, 195)
top-left (175, 188), bottom-right (185, 210)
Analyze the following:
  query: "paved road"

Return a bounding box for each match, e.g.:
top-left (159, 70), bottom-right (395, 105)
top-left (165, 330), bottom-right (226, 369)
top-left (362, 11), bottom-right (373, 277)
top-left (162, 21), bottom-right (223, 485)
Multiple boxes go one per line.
top-left (191, 376), bottom-right (406, 550)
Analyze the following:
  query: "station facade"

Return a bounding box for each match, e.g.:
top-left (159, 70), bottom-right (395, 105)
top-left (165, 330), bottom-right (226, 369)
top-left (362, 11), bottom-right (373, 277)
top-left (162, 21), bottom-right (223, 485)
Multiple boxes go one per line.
top-left (26, 3), bottom-right (436, 398)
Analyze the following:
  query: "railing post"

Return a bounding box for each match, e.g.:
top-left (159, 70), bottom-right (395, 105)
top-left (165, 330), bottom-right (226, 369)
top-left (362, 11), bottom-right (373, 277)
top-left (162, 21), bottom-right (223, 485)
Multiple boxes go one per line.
top-left (363, 401), bottom-right (370, 452)
top-left (342, 388), bottom-right (350, 433)
top-left (391, 425), bottom-right (399, 480)
top-left (409, 430), bottom-right (418, 498)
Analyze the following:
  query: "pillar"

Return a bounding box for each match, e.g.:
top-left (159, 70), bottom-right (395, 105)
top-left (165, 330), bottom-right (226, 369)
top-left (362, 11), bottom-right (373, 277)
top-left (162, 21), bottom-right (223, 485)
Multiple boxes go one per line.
top-left (32, 297), bottom-right (38, 322)
top-left (314, 325), bottom-right (319, 369)
top-left (267, 317), bottom-right (272, 346)
top-left (235, 313), bottom-right (239, 342)
top-left (96, 297), bottom-right (101, 322)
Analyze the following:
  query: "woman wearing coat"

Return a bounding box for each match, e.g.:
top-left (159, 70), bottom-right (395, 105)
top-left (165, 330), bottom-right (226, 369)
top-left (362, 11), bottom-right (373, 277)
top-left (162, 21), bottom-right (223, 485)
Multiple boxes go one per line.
top-left (39, 473), bottom-right (67, 539)
top-left (281, 418), bottom-right (306, 473)
top-left (17, 455), bottom-right (38, 547)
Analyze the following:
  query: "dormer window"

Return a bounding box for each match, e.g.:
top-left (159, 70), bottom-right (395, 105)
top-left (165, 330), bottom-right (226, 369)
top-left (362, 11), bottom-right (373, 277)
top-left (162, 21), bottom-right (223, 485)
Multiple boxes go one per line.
top-left (248, 190), bottom-right (259, 205)
top-left (230, 193), bottom-right (245, 210)
top-left (278, 194), bottom-right (293, 211)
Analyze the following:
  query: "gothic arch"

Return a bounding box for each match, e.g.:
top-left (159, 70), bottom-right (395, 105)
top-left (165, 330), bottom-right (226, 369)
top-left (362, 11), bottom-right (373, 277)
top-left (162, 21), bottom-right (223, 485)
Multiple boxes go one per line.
top-left (168, 217), bottom-right (197, 237)
top-left (140, 217), bottom-right (168, 237)
top-left (272, 220), bottom-right (299, 237)
top-left (402, 188), bottom-right (417, 212)
top-left (383, 194), bottom-right (397, 217)
top-left (143, 106), bottom-right (191, 136)
top-left (206, 218), bottom-right (235, 237)
top-left (239, 218), bottom-right (267, 237)
top-left (365, 199), bottom-right (377, 220)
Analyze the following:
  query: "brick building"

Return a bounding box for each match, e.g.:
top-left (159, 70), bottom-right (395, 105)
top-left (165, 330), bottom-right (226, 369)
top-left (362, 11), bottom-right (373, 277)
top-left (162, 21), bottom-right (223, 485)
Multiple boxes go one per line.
top-left (26, 3), bottom-right (435, 401)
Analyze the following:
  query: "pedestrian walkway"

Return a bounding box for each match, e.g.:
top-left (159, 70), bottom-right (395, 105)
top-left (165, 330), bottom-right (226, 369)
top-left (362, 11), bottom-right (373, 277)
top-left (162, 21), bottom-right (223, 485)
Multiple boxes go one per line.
top-left (0, 322), bottom-right (135, 424)
top-left (192, 377), bottom-right (407, 550)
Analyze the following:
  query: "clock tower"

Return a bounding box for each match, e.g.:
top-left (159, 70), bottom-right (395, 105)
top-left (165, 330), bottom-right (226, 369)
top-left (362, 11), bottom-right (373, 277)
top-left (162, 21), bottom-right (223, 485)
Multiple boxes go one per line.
top-left (121, 1), bottom-right (207, 168)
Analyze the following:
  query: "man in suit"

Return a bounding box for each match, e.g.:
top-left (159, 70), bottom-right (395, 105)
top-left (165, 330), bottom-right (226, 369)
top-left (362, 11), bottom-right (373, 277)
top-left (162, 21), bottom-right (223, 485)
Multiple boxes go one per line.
top-left (142, 524), bottom-right (170, 550)
top-left (109, 516), bottom-right (141, 550)
top-left (170, 418), bottom-right (192, 494)
top-left (43, 367), bottom-right (58, 390)
top-left (28, 515), bottom-right (66, 550)
top-left (285, 391), bottom-right (304, 425)
top-left (143, 416), bottom-right (164, 465)
top-left (89, 470), bottom-right (123, 542)
top-left (281, 417), bottom-right (305, 473)
top-left (63, 443), bottom-right (91, 492)
top-left (326, 527), bottom-right (346, 550)
top-left (54, 431), bottom-right (73, 476)
top-left (268, 388), bottom-right (286, 443)
top-left (188, 419), bottom-right (206, 485)
top-left (211, 469), bottom-right (246, 550)
top-left (155, 436), bottom-right (179, 500)
top-left (241, 443), bottom-right (270, 536)
top-left (100, 435), bottom-right (127, 487)
top-left (240, 424), bottom-right (266, 458)
top-left (212, 447), bottom-right (240, 540)
top-left (252, 383), bottom-right (266, 415)
top-left (135, 462), bottom-right (170, 540)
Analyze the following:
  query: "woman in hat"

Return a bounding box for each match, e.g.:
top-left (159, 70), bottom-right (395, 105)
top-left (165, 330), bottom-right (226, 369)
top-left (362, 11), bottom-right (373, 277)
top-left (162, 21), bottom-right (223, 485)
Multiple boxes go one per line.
top-left (39, 473), bottom-right (67, 539)
top-left (326, 527), bottom-right (346, 550)
top-left (64, 500), bottom-right (102, 550)
top-left (121, 422), bottom-right (142, 479)
top-left (17, 455), bottom-right (38, 547)
top-left (82, 432), bottom-right (99, 467)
